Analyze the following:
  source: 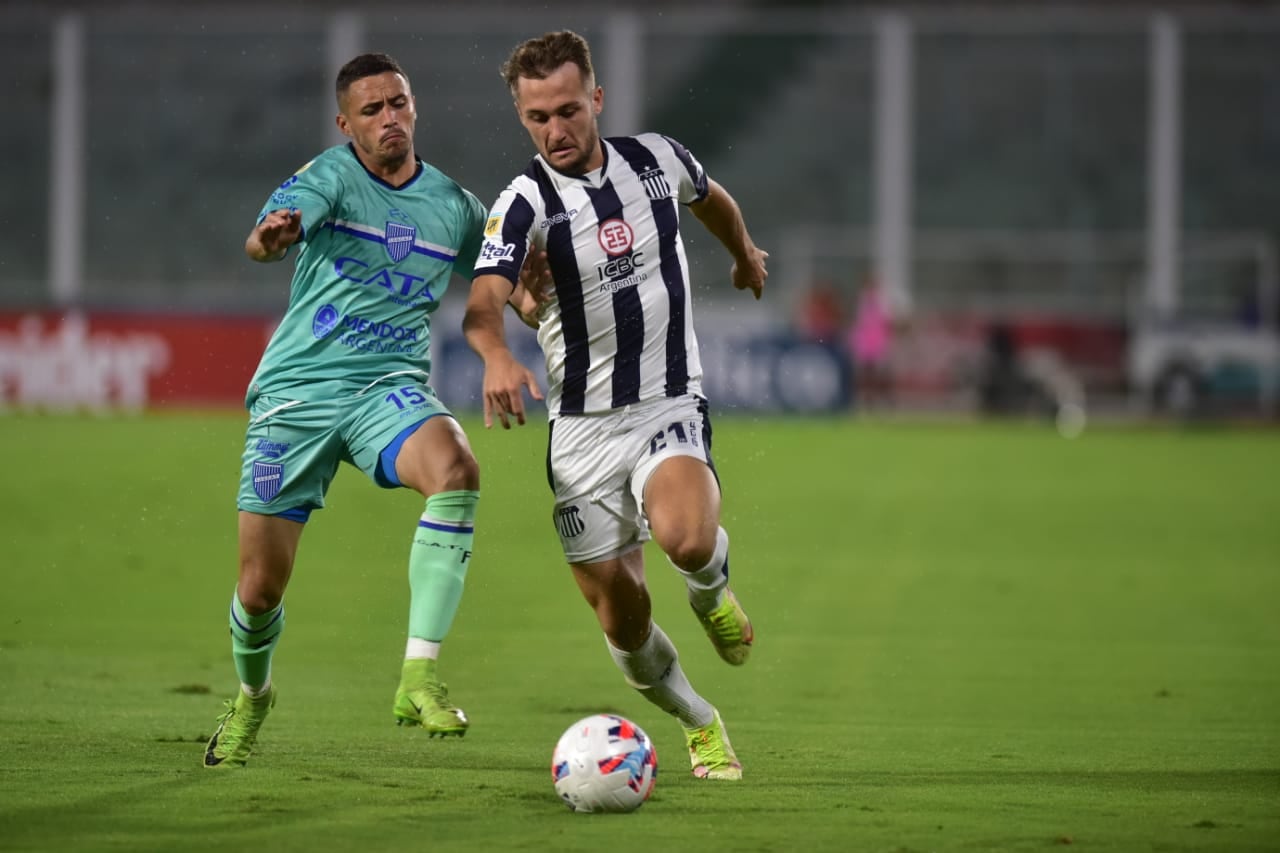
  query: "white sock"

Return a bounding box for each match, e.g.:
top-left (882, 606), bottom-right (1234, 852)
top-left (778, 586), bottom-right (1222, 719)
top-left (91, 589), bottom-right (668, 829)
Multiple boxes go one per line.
top-left (606, 623), bottom-right (714, 728)
top-left (241, 678), bottom-right (272, 699)
top-left (405, 638), bottom-right (441, 659)
top-left (674, 527), bottom-right (730, 613)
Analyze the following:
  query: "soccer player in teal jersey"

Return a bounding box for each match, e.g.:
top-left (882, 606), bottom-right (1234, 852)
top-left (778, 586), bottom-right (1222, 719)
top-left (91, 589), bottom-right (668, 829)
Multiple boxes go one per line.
top-left (205, 53), bottom-right (538, 768)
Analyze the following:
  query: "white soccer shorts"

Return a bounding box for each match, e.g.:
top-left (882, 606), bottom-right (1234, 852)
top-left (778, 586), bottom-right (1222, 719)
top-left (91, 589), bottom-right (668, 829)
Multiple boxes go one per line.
top-left (547, 394), bottom-right (715, 564)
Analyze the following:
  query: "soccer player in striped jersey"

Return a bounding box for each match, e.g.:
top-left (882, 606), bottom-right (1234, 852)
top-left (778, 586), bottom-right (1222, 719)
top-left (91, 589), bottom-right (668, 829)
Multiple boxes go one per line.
top-left (205, 53), bottom-right (536, 768)
top-left (465, 31), bottom-right (768, 781)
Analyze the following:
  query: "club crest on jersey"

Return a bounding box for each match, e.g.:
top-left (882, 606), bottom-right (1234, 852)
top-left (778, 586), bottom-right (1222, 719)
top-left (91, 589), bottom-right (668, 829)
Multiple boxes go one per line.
top-left (638, 168), bottom-right (671, 200)
top-left (385, 221), bottom-right (416, 263)
top-left (597, 219), bottom-right (634, 257)
top-left (252, 461), bottom-right (284, 503)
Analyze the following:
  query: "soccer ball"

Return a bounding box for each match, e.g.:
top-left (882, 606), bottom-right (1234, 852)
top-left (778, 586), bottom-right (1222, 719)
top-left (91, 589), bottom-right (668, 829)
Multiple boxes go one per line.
top-left (551, 713), bottom-right (658, 813)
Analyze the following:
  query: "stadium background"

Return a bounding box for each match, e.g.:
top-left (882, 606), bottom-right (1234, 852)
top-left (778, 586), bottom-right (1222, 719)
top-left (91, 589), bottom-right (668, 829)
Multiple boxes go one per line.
top-left (2, 0), bottom-right (1277, 419)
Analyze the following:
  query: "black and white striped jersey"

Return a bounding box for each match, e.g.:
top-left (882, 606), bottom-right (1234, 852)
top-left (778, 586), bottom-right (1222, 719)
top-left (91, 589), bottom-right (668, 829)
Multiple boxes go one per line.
top-left (472, 133), bottom-right (710, 417)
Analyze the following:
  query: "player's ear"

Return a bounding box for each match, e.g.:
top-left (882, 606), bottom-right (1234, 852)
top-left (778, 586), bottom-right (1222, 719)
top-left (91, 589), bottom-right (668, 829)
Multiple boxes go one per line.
top-left (335, 113), bottom-right (351, 139)
top-left (592, 86), bottom-right (603, 115)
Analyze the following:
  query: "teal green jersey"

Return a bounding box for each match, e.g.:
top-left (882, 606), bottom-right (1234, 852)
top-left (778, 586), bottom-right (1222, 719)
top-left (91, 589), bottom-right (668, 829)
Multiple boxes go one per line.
top-left (246, 143), bottom-right (486, 404)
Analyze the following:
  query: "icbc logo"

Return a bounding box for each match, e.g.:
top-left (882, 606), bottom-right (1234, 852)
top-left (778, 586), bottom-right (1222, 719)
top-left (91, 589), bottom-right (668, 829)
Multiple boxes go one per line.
top-left (597, 219), bottom-right (634, 256)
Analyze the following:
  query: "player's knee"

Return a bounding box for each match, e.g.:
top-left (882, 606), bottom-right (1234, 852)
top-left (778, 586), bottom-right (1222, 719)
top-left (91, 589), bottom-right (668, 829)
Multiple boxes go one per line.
top-left (407, 447), bottom-right (479, 494)
top-left (236, 554), bottom-right (290, 613)
top-left (235, 578), bottom-right (284, 615)
top-left (440, 451), bottom-right (480, 492)
top-left (659, 530), bottom-right (716, 572)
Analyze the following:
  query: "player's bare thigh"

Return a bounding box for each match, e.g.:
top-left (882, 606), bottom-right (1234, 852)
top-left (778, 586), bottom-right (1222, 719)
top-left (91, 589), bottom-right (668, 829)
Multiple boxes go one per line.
top-left (394, 415), bottom-right (480, 496)
top-left (642, 455), bottom-right (721, 570)
top-left (237, 511), bottom-right (304, 613)
top-left (570, 547), bottom-right (652, 651)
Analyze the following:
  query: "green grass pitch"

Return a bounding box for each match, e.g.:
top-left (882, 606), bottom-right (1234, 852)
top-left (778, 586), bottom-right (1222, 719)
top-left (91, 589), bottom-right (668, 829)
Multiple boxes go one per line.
top-left (0, 412), bottom-right (1277, 852)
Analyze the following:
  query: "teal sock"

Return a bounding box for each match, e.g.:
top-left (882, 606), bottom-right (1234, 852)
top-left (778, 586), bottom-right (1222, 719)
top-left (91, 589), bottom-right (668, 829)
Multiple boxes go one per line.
top-left (407, 490), bottom-right (479, 642)
top-left (229, 593), bottom-right (284, 692)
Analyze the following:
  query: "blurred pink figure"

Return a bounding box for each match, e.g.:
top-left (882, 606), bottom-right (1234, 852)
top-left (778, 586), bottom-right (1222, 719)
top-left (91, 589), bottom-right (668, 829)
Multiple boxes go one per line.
top-left (848, 279), bottom-right (893, 408)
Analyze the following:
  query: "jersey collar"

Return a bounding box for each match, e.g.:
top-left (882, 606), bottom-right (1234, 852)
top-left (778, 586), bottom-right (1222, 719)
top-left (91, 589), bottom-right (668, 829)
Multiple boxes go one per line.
top-left (346, 143), bottom-right (425, 190)
top-left (538, 139), bottom-right (610, 189)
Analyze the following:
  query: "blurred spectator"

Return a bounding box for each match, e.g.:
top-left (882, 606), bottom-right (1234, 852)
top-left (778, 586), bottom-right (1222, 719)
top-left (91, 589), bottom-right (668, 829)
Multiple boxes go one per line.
top-left (847, 278), bottom-right (894, 409)
top-left (1235, 282), bottom-right (1261, 329)
top-left (794, 277), bottom-right (844, 344)
top-left (977, 321), bottom-right (1024, 414)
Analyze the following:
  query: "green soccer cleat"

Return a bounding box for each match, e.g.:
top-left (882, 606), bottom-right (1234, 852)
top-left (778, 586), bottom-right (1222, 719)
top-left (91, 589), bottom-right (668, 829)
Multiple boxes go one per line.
top-left (684, 708), bottom-right (743, 780)
top-left (393, 679), bottom-right (469, 737)
top-left (693, 588), bottom-right (754, 665)
top-left (203, 685), bottom-right (276, 769)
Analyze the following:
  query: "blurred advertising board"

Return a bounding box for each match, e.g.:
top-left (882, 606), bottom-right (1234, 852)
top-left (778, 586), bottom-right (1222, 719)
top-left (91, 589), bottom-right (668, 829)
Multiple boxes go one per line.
top-left (0, 310), bottom-right (853, 414)
top-left (0, 311), bottom-right (270, 412)
top-left (0, 310), bottom-right (1123, 414)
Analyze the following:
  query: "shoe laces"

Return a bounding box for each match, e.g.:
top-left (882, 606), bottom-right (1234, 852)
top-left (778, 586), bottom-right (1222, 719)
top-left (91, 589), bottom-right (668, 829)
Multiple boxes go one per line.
top-left (417, 680), bottom-right (456, 711)
top-left (212, 710), bottom-right (253, 756)
top-left (214, 699), bottom-right (237, 726)
top-left (687, 724), bottom-right (729, 763)
top-left (704, 601), bottom-right (742, 644)
top-left (215, 697), bottom-right (268, 740)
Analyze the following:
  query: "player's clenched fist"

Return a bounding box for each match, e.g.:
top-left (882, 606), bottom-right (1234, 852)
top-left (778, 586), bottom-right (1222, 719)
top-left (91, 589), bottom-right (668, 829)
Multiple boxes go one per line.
top-left (731, 247), bottom-right (768, 300)
top-left (246, 208), bottom-right (302, 262)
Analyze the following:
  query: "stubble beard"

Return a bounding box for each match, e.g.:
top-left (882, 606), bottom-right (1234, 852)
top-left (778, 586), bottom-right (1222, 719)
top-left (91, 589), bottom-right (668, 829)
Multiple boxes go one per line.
top-left (377, 136), bottom-right (412, 169)
top-left (548, 130), bottom-right (599, 178)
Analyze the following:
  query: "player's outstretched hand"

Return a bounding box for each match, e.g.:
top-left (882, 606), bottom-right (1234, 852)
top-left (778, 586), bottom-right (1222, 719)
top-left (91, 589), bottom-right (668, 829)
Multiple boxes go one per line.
top-left (259, 208), bottom-right (303, 256)
top-left (482, 350), bottom-right (543, 430)
top-left (732, 246), bottom-right (768, 300)
top-left (510, 249), bottom-right (553, 328)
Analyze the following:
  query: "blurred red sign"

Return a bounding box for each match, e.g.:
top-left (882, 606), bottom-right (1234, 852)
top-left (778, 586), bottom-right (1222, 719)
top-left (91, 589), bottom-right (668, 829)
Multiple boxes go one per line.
top-left (0, 311), bottom-right (272, 411)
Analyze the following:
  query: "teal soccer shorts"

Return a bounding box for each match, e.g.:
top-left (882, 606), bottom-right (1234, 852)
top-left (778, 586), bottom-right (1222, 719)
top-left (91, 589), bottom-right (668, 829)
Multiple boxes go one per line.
top-left (236, 379), bottom-right (453, 522)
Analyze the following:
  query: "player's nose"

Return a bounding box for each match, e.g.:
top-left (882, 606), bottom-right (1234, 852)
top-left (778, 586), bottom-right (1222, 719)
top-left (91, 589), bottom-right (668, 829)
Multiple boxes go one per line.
top-left (547, 116), bottom-right (571, 138)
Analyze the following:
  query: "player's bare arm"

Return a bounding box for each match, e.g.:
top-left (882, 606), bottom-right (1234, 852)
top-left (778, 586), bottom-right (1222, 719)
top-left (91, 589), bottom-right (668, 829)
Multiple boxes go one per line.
top-left (689, 180), bottom-right (768, 300)
top-left (509, 248), bottom-right (553, 329)
top-left (463, 274), bottom-right (544, 429)
top-left (245, 208), bottom-right (303, 263)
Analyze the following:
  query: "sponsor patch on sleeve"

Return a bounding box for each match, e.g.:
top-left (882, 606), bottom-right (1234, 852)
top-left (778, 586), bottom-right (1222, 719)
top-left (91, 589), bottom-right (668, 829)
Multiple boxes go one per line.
top-left (478, 240), bottom-right (516, 263)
